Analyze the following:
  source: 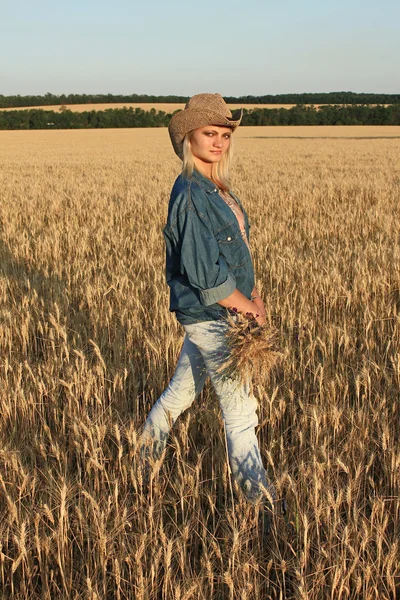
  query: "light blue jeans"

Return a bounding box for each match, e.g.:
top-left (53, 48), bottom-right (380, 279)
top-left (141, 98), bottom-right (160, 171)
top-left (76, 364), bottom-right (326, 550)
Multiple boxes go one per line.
top-left (140, 320), bottom-right (274, 503)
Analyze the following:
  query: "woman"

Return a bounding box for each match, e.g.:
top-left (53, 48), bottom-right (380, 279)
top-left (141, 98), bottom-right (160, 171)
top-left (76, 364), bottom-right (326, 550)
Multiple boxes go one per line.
top-left (140, 93), bottom-right (276, 513)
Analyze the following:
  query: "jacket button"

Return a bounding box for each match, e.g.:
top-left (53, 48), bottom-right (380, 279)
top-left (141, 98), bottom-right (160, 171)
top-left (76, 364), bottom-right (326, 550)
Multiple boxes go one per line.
top-left (227, 236), bottom-right (232, 241)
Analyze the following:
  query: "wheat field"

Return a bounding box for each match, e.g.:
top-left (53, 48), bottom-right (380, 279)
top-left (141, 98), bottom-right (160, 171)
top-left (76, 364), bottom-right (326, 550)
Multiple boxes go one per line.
top-left (0, 103), bottom-right (304, 113)
top-left (0, 127), bottom-right (399, 599)
top-left (0, 104), bottom-right (392, 114)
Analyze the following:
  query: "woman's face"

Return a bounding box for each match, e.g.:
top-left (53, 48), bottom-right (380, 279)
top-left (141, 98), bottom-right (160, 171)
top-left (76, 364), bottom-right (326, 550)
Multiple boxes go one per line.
top-left (189, 125), bottom-right (232, 169)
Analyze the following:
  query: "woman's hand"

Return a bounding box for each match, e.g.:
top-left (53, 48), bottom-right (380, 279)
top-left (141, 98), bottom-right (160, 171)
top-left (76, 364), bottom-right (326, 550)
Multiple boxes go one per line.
top-left (217, 288), bottom-right (266, 325)
top-left (251, 287), bottom-right (267, 326)
top-left (252, 296), bottom-right (266, 326)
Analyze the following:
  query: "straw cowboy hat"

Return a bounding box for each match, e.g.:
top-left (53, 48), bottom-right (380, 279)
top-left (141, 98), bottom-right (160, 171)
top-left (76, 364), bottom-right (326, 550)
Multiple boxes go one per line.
top-left (168, 93), bottom-right (243, 159)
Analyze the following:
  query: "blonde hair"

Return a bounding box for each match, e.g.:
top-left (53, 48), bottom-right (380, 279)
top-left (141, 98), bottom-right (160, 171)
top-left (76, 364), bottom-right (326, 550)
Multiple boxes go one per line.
top-left (182, 129), bottom-right (234, 192)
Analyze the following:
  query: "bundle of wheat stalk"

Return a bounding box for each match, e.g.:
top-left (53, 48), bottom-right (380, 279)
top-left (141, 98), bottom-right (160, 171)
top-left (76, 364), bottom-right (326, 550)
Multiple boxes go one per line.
top-left (218, 312), bottom-right (283, 384)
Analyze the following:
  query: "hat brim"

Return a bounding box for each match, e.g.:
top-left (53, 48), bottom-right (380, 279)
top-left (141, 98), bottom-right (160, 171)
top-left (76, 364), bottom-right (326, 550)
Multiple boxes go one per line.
top-left (168, 107), bottom-right (243, 159)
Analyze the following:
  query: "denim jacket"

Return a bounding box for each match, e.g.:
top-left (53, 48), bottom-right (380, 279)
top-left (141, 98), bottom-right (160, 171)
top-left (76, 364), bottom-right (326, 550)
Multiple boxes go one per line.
top-left (163, 169), bottom-right (255, 324)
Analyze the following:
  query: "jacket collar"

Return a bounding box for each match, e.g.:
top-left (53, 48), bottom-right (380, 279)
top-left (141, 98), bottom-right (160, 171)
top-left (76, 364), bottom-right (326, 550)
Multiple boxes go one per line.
top-left (189, 169), bottom-right (245, 210)
top-left (191, 169), bottom-right (219, 194)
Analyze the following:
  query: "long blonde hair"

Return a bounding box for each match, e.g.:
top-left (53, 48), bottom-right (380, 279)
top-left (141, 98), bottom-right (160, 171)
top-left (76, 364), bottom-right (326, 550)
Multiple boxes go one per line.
top-left (182, 129), bottom-right (234, 192)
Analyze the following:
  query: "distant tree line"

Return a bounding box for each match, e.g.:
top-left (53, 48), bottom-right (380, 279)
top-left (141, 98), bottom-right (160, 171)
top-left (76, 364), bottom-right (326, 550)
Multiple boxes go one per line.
top-left (230, 92), bottom-right (400, 105)
top-left (0, 91), bottom-right (400, 109)
top-left (0, 107), bottom-right (169, 129)
top-left (242, 104), bottom-right (400, 126)
top-left (1, 104), bottom-right (399, 130)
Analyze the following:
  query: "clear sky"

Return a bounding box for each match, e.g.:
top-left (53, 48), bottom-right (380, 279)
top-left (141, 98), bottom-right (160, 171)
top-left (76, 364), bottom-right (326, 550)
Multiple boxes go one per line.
top-left (1, 0), bottom-right (399, 96)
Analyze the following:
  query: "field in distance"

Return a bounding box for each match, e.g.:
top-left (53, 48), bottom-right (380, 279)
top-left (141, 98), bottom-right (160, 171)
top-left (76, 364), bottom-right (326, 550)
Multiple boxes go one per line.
top-left (1, 126), bottom-right (399, 157)
top-left (0, 102), bottom-right (376, 112)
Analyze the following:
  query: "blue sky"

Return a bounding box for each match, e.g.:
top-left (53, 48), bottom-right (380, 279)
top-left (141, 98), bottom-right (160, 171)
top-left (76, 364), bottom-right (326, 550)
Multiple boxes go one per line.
top-left (1, 0), bottom-right (399, 96)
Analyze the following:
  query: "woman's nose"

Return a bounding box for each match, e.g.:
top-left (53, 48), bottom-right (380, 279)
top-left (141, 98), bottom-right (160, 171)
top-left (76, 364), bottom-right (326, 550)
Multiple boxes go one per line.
top-left (213, 137), bottom-right (223, 147)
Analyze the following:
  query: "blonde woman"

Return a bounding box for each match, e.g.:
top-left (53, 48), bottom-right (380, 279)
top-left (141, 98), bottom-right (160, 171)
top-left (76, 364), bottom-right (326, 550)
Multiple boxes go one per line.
top-left (140, 94), bottom-right (277, 528)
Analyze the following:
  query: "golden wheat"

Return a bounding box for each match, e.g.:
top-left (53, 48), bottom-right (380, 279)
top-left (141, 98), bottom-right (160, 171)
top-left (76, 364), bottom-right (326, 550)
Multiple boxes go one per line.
top-left (217, 314), bottom-right (282, 384)
top-left (0, 103), bottom-right (330, 113)
top-left (0, 103), bottom-right (393, 114)
top-left (0, 126), bottom-right (399, 599)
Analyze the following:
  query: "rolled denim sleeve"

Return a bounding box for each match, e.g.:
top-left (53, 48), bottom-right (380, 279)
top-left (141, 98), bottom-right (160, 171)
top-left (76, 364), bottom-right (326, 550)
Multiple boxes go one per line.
top-left (176, 206), bottom-right (236, 306)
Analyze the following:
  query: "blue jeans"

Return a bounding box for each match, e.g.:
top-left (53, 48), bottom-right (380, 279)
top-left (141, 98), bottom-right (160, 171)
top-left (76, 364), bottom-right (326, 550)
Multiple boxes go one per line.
top-left (140, 320), bottom-right (274, 503)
